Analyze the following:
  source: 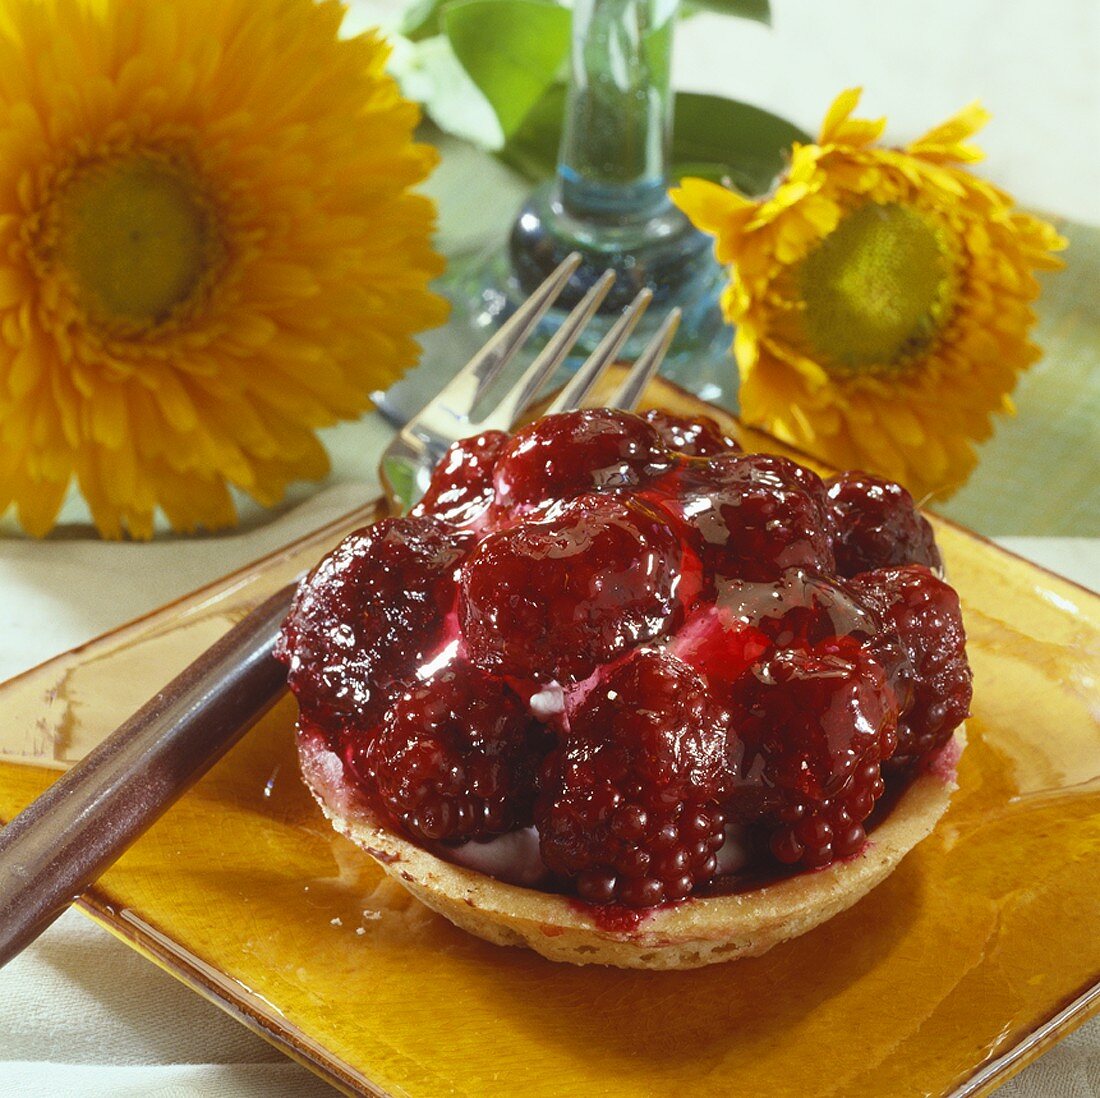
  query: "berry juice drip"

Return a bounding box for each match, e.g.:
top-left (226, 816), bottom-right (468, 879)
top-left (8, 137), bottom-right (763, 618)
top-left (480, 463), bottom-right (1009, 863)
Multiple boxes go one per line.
top-left (278, 408), bottom-right (971, 909)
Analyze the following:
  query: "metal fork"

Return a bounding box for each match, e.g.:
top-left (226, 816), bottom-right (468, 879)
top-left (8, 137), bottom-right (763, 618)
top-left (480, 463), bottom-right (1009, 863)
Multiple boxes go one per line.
top-left (0, 253), bottom-right (680, 967)
top-left (381, 252), bottom-right (679, 513)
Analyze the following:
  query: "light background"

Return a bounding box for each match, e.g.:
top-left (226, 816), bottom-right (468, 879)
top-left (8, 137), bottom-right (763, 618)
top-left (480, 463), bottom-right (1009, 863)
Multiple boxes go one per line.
top-left (676, 0), bottom-right (1099, 225)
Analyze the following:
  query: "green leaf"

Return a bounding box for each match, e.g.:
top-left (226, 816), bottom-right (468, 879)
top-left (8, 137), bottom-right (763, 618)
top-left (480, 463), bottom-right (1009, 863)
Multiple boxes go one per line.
top-left (415, 0), bottom-right (768, 44)
top-left (670, 92), bottom-right (810, 195)
top-left (399, 0), bottom-right (450, 41)
top-left (682, 0), bottom-right (770, 24)
top-left (498, 82), bottom-right (567, 178)
top-left (443, 0), bottom-right (572, 140)
top-left (502, 86), bottom-right (809, 196)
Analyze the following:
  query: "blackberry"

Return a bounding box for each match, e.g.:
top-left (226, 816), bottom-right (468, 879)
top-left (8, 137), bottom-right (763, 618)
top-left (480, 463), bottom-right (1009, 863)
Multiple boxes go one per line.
top-left (537, 651), bottom-right (734, 906)
top-left (826, 471), bottom-right (942, 577)
top-left (491, 408), bottom-right (670, 517)
top-left (370, 662), bottom-right (546, 843)
top-left (276, 516), bottom-right (470, 721)
top-left (850, 565), bottom-right (971, 764)
top-left (459, 494), bottom-right (682, 682)
top-left (655, 452), bottom-right (835, 582)
top-left (731, 640), bottom-right (899, 869)
top-left (411, 430), bottom-right (509, 527)
top-left (766, 768), bottom-right (885, 868)
top-left (642, 409), bottom-right (740, 457)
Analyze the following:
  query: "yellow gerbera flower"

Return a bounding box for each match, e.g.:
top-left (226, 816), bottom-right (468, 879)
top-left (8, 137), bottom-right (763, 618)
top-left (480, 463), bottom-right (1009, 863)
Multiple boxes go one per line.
top-left (671, 88), bottom-right (1066, 502)
top-left (0, 0), bottom-right (447, 538)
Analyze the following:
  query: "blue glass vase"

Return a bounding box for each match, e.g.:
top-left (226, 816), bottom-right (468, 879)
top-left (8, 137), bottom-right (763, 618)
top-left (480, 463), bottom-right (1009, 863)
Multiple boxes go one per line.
top-left (380, 0), bottom-right (735, 425)
top-left (485, 0), bottom-right (729, 395)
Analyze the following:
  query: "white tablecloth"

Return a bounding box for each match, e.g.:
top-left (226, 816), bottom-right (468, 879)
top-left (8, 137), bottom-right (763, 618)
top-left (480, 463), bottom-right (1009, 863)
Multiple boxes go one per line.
top-left (1, 0), bottom-right (1098, 1092)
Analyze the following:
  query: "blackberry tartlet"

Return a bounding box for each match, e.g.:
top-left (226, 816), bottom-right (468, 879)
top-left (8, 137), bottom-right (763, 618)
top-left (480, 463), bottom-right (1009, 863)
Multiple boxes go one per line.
top-left (277, 408), bottom-right (971, 968)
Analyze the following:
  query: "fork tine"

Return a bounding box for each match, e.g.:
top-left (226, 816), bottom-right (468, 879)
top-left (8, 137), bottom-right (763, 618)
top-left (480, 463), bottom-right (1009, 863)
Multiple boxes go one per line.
top-left (484, 271), bottom-right (617, 431)
top-left (545, 288), bottom-right (653, 415)
top-left (407, 252), bottom-right (581, 430)
top-left (607, 308), bottom-right (681, 412)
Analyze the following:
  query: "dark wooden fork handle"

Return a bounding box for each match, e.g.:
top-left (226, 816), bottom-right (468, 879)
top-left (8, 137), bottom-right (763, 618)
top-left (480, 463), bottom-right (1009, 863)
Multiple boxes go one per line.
top-left (0, 584), bottom-right (295, 968)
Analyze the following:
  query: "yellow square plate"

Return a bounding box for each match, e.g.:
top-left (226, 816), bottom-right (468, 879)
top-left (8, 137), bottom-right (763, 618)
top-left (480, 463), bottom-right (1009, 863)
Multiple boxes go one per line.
top-left (1, 399), bottom-right (1098, 1097)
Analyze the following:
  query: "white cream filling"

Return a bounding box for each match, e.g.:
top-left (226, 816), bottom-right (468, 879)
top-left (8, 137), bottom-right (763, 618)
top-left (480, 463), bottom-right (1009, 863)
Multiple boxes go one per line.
top-left (715, 826), bottom-right (751, 876)
top-left (446, 827), bottom-right (549, 887)
top-left (529, 683), bottom-right (565, 719)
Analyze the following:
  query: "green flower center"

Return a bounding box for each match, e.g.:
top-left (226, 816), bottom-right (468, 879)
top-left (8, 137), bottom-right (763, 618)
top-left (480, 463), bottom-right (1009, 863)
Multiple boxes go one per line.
top-left (797, 202), bottom-right (953, 374)
top-left (58, 156), bottom-right (218, 327)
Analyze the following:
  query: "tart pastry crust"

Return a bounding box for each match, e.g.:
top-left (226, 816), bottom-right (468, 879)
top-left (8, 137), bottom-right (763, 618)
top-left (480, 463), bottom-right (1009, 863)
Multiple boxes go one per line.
top-left (299, 726), bottom-right (964, 970)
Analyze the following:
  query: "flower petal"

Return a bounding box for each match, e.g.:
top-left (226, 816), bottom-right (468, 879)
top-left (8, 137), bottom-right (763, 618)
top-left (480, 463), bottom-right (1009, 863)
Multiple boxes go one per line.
top-left (0, 0), bottom-right (447, 537)
top-left (818, 88), bottom-right (863, 144)
top-left (818, 87), bottom-right (885, 148)
top-left (670, 177), bottom-right (755, 261)
top-left (909, 102), bottom-right (991, 163)
top-left (692, 86), bottom-right (1065, 502)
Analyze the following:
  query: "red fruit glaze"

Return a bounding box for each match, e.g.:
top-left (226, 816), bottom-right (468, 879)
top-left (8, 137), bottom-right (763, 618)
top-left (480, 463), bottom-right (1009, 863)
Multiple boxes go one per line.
top-left (671, 569), bottom-right (878, 693)
top-left (715, 569), bottom-right (879, 649)
top-left (731, 640), bottom-right (899, 869)
top-left (849, 565), bottom-right (972, 765)
top-left (364, 662), bottom-right (546, 844)
top-left (642, 409), bottom-right (740, 457)
top-left (538, 650), bottom-right (732, 906)
top-left (492, 408), bottom-right (670, 517)
top-left (275, 516), bottom-right (470, 727)
top-left (459, 494), bottom-right (683, 682)
top-left (648, 453), bottom-right (835, 582)
top-left (826, 472), bottom-right (942, 577)
top-left (278, 405), bottom-right (970, 909)
top-left (411, 430), bottom-right (509, 528)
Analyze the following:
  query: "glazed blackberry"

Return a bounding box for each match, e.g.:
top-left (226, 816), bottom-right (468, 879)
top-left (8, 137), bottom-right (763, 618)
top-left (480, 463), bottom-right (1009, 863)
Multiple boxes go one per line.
top-left (642, 409), bottom-right (740, 457)
top-left (491, 408), bottom-right (670, 517)
top-left (280, 406), bottom-right (970, 912)
top-left (826, 472), bottom-right (942, 577)
top-left (730, 640), bottom-right (899, 869)
top-left (275, 516), bottom-right (470, 727)
top-left (410, 430), bottom-right (509, 528)
top-left (459, 493), bottom-right (684, 682)
top-left (368, 662), bottom-right (545, 844)
top-left (850, 565), bottom-right (972, 765)
top-left (649, 452), bottom-right (835, 583)
top-left (537, 650), bottom-right (732, 905)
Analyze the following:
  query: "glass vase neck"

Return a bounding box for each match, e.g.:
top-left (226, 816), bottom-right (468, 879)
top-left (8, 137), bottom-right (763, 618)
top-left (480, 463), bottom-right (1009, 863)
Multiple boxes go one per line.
top-left (388, 0), bottom-right (735, 430)
top-left (556, 0), bottom-right (679, 222)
